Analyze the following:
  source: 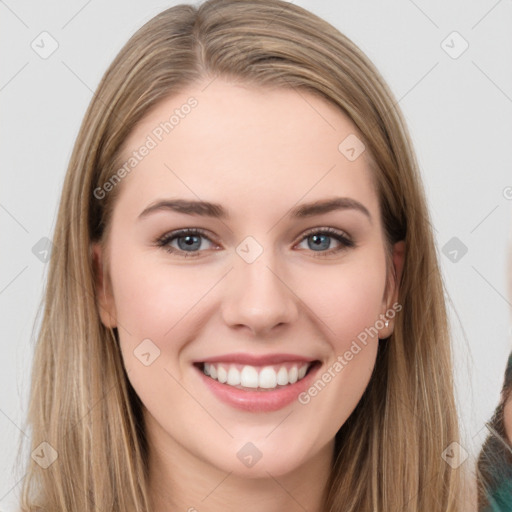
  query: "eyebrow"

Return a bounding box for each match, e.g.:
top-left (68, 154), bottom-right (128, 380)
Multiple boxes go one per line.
top-left (138, 197), bottom-right (372, 223)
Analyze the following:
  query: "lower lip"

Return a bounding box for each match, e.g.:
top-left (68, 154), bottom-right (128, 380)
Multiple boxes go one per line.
top-left (195, 362), bottom-right (321, 412)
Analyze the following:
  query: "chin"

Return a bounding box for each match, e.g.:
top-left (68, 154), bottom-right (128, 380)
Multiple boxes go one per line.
top-left (204, 433), bottom-right (324, 479)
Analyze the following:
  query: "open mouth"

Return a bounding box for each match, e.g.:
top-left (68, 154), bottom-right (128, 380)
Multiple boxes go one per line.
top-left (194, 360), bottom-right (320, 392)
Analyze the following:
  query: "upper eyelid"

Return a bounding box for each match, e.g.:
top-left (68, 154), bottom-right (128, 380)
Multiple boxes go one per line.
top-left (157, 226), bottom-right (353, 248)
top-left (300, 226), bottom-right (352, 240)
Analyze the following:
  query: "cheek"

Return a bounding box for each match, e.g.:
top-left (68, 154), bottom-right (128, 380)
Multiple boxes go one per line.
top-left (110, 249), bottom-right (214, 340)
top-left (108, 250), bottom-right (216, 408)
top-left (300, 253), bottom-right (387, 346)
top-left (294, 263), bottom-right (385, 431)
top-left (110, 239), bottom-right (388, 355)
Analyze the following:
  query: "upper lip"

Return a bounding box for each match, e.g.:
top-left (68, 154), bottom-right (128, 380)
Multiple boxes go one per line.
top-left (194, 353), bottom-right (318, 366)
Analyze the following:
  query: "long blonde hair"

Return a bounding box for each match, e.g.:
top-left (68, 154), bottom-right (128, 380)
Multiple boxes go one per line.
top-left (17, 0), bottom-right (468, 509)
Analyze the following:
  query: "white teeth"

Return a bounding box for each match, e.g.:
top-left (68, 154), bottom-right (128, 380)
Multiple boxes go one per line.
top-left (240, 366), bottom-right (259, 388)
top-left (201, 362), bottom-right (312, 389)
top-left (227, 366), bottom-right (241, 386)
top-left (217, 365), bottom-right (228, 384)
top-left (276, 367), bottom-right (288, 385)
top-left (259, 366), bottom-right (277, 389)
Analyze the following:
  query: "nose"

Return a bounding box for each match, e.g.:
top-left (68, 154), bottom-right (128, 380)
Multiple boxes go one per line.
top-left (220, 247), bottom-right (299, 337)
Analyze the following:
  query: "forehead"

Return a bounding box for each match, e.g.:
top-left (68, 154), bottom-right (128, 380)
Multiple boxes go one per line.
top-left (112, 78), bottom-right (379, 223)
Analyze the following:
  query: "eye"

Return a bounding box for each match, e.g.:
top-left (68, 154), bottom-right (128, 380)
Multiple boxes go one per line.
top-left (295, 227), bottom-right (355, 257)
top-left (155, 227), bottom-right (355, 258)
top-left (155, 228), bottom-right (217, 258)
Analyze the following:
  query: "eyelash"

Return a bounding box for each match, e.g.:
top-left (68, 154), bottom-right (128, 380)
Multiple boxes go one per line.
top-left (155, 227), bottom-right (355, 259)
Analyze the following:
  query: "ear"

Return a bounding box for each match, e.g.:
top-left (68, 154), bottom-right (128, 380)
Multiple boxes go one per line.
top-left (91, 242), bottom-right (117, 328)
top-left (379, 240), bottom-right (405, 338)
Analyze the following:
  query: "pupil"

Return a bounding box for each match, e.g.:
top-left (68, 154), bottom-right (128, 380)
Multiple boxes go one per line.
top-left (179, 235), bottom-right (200, 250)
top-left (311, 234), bottom-right (329, 250)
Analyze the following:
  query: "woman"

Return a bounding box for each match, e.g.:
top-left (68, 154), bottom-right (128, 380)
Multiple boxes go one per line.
top-left (18, 0), bottom-right (470, 510)
top-left (476, 234), bottom-right (512, 511)
top-left (477, 351), bottom-right (512, 509)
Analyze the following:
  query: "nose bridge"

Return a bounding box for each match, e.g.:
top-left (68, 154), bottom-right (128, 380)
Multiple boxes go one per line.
top-left (221, 235), bottom-right (299, 335)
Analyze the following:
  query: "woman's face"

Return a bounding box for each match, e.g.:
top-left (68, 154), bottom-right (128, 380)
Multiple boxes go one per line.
top-left (93, 78), bottom-right (404, 479)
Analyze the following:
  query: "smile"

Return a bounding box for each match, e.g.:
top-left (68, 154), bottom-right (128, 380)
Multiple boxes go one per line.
top-left (202, 361), bottom-right (312, 390)
top-left (193, 354), bottom-right (322, 412)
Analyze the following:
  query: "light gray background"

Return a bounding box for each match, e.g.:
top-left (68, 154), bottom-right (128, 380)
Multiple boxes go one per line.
top-left (1, 0), bottom-right (511, 508)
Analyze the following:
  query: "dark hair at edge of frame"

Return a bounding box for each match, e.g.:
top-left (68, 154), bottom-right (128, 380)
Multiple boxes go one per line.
top-left (476, 353), bottom-right (512, 510)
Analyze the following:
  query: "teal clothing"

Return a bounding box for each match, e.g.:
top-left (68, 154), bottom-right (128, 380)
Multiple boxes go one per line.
top-left (483, 476), bottom-right (512, 511)
top-left (479, 352), bottom-right (512, 511)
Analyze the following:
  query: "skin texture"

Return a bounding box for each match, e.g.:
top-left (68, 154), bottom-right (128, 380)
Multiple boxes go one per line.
top-left (504, 391), bottom-right (512, 443)
top-left (93, 78), bottom-right (405, 512)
